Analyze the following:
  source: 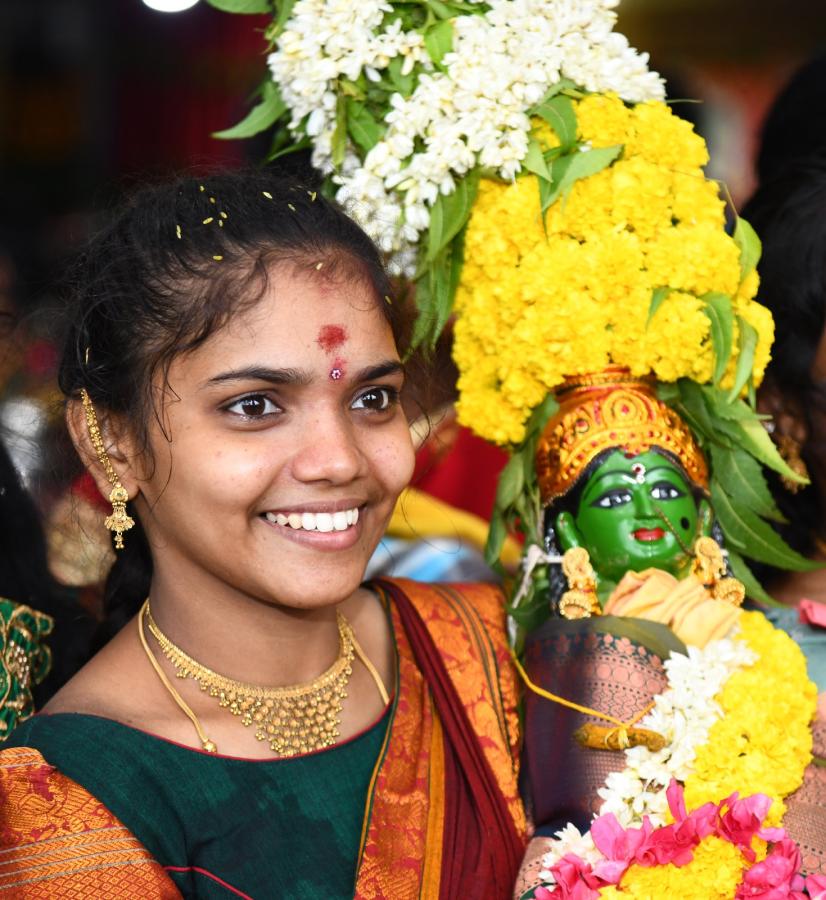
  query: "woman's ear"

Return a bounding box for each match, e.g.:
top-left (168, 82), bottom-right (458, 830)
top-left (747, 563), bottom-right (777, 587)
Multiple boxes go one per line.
top-left (555, 510), bottom-right (584, 552)
top-left (65, 396), bottom-right (140, 503)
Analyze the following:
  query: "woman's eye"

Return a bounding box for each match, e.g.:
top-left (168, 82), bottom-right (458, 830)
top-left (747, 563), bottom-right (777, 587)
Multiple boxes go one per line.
top-left (594, 489), bottom-right (633, 509)
top-left (651, 482), bottom-right (684, 501)
top-left (225, 394), bottom-right (281, 418)
top-left (351, 387), bottom-right (399, 412)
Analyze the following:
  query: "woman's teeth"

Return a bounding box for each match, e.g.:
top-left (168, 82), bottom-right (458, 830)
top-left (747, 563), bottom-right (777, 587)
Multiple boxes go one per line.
top-left (264, 508), bottom-right (359, 532)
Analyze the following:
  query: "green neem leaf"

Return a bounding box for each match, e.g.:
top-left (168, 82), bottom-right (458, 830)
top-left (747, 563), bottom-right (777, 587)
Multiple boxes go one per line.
top-left (525, 392), bottom-right (560, 436)
top-left (387, 56), bottom-right (415, 96)
top-left (554, 144), bottom-right (622, 208)
top-left (523, 137), bottom-right (552, 182)
top-left (727, 315), bottom-right (758, 402)
top-left (701, 386), bottom-right (759, 422)
top-left (734, 215), bottom-right (762, 282)
top-left (702, 292), bottom-right (734, 384)
top-left (427, 0), bottom-right (454, 19)
top-left (496, 454), bottom-right (525, 511)
top-left (266, 133), bottom-right (310, 163)
top-left (647, 286), bottom-right (672, 327)
top-left (674, 380), bottom-right (718, 446)
top-left (711, 479), bottom-right (820, 570)
top-left (206, 0), bottom-right (271, 12)
top-left (213, 81), bottom-right (286, 140)
top-left (529, 78), bottom-right (577, 111)
top-left (346, 101), bottom-right (381, 152)
top-left (331, 93), bottom-right (348, 169)
top-left (533, 94), bottom-right (577, 152)
top-left (726, 548), bottom-right (784, 607)
top-left (735, 416), bottom-right (808, 485)
top-left (270, 0), bottom-right (298, 37)
top-left (424, 19), bottom-right (453, 68)
top-left (426, 171), bottom-right (479, 262)
top-left (709, 444), bottom-right (787, 523)
top-left (484, 508), bottom-right (507, 566)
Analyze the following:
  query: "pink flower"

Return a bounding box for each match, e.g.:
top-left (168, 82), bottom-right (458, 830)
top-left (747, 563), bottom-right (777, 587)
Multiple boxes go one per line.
top-left (735, 838), bottom-right (806, 899)
top-left (805, 874), bottom-right (826, 899)
top-left (590, 813), bottom-right (653, 882)
top-left (631, 780), bottom-right (716, 868)
top-left (799, 599), bottom-right (826, 629)
top-left (717, 791), bottom-right (774, 862)
top-left (544, 854), bottom-right (603, 900)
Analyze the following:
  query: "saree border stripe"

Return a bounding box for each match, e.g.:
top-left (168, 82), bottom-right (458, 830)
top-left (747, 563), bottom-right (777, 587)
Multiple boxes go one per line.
top-left (355, 584), bottom-right (401, 869)
top-left (0, 858), bottom-right (168, 892)
top-left (435, 583), bottom-right (513, 759)
top-left (420, 698), bottom-right (446, 900)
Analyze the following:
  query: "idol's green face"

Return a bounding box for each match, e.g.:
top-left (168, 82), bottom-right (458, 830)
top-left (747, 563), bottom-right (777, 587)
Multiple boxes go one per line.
top-left (556, 449), bottom-right (706, 585)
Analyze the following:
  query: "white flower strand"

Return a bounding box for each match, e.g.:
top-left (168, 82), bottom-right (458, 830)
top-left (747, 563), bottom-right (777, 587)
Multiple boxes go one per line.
top-left (267, 0), bottom-right (665, 275)
top-left (536, 631), bottom-right (756, 881)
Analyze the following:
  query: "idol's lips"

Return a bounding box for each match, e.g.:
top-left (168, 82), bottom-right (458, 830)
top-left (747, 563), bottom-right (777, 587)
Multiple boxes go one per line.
top-left (633, 527), bottom-right (666, 542)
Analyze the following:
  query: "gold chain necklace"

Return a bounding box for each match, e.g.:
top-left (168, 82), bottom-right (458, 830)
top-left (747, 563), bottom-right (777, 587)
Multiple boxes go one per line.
top-left (142, 601), bottom-right (355, 757)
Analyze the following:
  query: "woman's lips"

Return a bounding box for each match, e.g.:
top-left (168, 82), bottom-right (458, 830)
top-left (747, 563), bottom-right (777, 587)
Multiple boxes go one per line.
top-left (633, 527), bottom-right (666, 542)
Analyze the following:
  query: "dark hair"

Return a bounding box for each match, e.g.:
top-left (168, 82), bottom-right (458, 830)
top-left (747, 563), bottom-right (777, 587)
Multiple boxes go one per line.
top-left (58, 169), bottom-right (406, 643)
top-left (756, 53), bottom-right (826, 185)
top-left (741, 152), bottom-right (826, 559)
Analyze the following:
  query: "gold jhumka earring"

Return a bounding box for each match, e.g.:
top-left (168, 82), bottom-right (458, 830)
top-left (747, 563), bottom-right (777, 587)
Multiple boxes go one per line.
top-left (79, 388), bottom-right (135, 550)
top-left (559, 547), bottom-right (601, 619)
top-left (691, 536), bottom-right (744, 606)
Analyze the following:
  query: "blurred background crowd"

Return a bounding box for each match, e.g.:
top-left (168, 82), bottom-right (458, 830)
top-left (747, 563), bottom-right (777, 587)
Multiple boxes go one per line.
top-left (2, 0), bottom-right (826, 629)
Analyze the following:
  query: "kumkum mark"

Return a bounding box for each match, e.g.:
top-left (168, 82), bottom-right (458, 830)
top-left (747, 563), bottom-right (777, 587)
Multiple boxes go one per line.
top-left (316, 324), bottom-right (347, 354)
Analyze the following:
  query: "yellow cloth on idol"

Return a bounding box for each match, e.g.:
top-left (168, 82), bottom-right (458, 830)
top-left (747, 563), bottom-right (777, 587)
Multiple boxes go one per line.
top-left (387, 487), bottom-right (523, 570)
top-left (604, 568), bottom-right (740, 647)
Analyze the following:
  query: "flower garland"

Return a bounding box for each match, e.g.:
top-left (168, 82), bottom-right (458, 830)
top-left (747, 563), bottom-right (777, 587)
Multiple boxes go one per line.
top-left (266, 0), bottom-right (664, 275)
top-left (530, 611), bottom-right (818, 898)
top-left (453, 92), bottom-right (773, 446)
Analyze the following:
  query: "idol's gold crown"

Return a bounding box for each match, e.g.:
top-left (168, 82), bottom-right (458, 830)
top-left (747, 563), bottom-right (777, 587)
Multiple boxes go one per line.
top-left (536, 369), bottom-right (708, 503)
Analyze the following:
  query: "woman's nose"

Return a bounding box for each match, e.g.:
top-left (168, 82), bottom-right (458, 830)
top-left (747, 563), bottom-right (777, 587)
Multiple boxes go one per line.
top-left (290, 411), bottom-right (365, 485)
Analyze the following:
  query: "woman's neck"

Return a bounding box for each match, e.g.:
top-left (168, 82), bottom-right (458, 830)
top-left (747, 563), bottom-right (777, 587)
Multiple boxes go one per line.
top-left (146, 566), bottom-right (348, 688)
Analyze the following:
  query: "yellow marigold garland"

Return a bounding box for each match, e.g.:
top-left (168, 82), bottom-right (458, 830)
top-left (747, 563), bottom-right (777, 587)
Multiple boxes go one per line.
top-left (599, 836), bottom-right (760, 899)
top-left (453, 94), bottom-right (774, 445)
top-left (683, 610), bottom-right (817, 824)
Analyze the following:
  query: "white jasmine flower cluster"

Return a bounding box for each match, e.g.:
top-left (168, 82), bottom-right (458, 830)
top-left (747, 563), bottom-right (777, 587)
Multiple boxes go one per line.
top-left (536, 633), bottom-right (756, 881)
top-left (267, 0), bottom-right (664, 275)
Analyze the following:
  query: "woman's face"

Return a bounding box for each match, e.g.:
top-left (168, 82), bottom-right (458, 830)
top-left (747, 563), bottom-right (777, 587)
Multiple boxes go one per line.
top-left (125, 260), bottom-right (414, 611)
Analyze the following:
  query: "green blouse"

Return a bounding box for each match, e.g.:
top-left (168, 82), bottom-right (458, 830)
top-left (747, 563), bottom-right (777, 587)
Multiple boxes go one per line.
top-left (6, 709), bottom-right (389, 899)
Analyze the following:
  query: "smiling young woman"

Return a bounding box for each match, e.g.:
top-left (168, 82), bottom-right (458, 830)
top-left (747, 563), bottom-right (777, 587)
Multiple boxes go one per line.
top-left (0, 172), bottom-right (525, 898)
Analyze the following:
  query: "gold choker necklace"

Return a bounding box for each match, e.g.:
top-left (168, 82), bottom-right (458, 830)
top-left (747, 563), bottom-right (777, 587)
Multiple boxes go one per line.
top-left (140, 600), bottom-right (360, 757)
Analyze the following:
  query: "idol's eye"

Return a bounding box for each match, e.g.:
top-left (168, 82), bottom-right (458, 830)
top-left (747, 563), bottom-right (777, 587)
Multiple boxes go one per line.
top-left (224, 394), bottom-right (281, 418)
top-left (351, 386), bottom-right (399, 412)
top-left (650, 481), bottom-right (685, 501)
top-left (593, 488), bottom-right (633, 509)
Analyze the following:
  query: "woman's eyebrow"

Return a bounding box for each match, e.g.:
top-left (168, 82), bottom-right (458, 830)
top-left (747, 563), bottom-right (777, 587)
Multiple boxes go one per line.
top-left (353, 360), bottom-right (404, 383)
top-left (202, 366), bottom-right (311, 388)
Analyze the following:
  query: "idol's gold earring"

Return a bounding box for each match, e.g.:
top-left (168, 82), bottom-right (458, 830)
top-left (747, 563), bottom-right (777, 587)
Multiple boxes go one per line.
top-left (691, 535), bottom-right (745, 607)
top-left (559, 547), bottom-right (601, 619)
top-left (79, 388), bottom-right (135, 550)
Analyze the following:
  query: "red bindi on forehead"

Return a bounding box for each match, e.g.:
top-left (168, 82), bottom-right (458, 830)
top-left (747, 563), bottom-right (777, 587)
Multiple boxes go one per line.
top-left (316, 324), bottom-right (348, 353)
